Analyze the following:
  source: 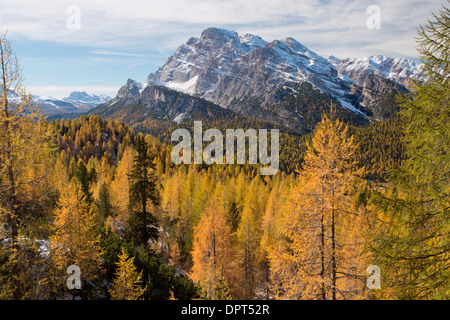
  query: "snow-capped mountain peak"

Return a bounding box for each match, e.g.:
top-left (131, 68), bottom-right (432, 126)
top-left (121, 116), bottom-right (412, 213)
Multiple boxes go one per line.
top-left (148, 28), bottom-right (347, 102)
top-left (330, 55), bottom-right (423, 87)
top-left (63, 91), bottom-right (111, 107)
top-left (239, 33), bottom-right (267, 48)
top-left (112, 27), bottom-right (425, 131)
top-left (18, 91), bottom-right (113, 115)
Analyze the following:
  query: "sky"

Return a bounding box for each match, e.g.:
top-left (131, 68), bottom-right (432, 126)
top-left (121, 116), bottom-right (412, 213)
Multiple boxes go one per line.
top-left (0, 0), bottom-right (445, 99)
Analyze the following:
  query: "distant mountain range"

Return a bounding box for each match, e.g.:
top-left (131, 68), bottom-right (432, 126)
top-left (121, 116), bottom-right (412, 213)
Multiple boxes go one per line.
top-left (66, 28), bottom-right (423, 133)
top-left (32, 91), bottom-right (112, 115)
top-left (4, 89), bottom-right (110, 115)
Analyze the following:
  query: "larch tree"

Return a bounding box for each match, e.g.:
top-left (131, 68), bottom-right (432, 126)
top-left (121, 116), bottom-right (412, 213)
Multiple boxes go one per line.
top-left (0, 33), bottom-right (54, 246)
top-left (180, 166), bottom-right (199, 264)
top-left (236, 177), bottom-right (265, 299)
top-left (162, 168), bottom-right (196, 268)
top-left (191, 173), bottom-right (213, 228)
top-left (269, 108), bottom-right (366, 300)
top-left (50, 182), bottom-right (103, 298)
top-left (0, 33), bottom-right (56, 299)
top-left (260, 178), bottom-right (288, 299)
top-left (161, 170), bottom-right (183, 266)
top-left (109, 247), bottom-right (145, 300)
top-left (110, 145), bottom-right (135, 231)
top-left (190, 182), bottom-right (238, 299)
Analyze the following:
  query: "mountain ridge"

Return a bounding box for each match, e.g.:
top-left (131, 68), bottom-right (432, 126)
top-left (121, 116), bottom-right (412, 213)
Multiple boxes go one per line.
top-left (31, 91), bottom-right (112, 115)
top-left (91, 27), bottom-right (423, 131)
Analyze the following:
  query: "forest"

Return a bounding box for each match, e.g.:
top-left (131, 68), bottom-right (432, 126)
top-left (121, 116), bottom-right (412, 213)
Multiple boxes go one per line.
top-left (0, 5), bottom-right (448, 300)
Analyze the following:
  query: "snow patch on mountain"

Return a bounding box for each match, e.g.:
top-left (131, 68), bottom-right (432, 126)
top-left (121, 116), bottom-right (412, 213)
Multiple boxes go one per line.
top-left (337, 98), bottom-right (366, 116)
top-left (173, 112), bottom-right (187, 124)
top-left (164, 75), bottom-right (199, 95)
top-left (239, 33), bottom-right (268, 50)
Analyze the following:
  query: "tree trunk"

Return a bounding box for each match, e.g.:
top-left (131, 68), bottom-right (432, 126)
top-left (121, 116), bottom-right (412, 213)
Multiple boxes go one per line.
top-left (331, 206), bottom-right (336, 300)
top-left (319, 180), bottom-right (326, 300)
top-left (141, 164), bottom-right (148, 247)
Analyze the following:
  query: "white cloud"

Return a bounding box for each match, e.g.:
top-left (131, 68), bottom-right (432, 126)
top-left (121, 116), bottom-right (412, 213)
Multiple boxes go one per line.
top-left (91, 50), bottom-right (150, 58)
top-left (1, 0), bottom-right (444, 98)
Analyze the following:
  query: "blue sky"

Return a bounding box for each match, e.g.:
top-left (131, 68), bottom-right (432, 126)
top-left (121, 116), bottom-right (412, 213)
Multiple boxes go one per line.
top-left (0, 0), bottom-right (445, 98)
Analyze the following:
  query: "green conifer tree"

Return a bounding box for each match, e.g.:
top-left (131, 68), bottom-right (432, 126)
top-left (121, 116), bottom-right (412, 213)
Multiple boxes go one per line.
top-left (126, 134), bottom-right (160, 248)
top-left (370, 3), bottom-right (450, 299)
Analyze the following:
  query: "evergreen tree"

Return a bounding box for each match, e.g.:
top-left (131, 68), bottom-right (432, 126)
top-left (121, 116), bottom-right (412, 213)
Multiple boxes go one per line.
top-left (370, 3), bottom-right (450, 299)
top-left (74, 160), bottom-right (96, 205)
top-left (97, 183), bottom-right (113, 221)
top-left (126, 134), bottom-right (160, 248)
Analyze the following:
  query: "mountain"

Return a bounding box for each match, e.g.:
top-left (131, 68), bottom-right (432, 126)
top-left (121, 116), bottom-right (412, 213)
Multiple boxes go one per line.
top-left (1, 87), bottom-right (79, 115)
top-left (32, 95), bottom-right (90, 114)
top-left (328, 55), bottom-right (423, 88)
top-left (90, 82), bottom-right (297, 136)
top-left (63, 91), bottom-right (112, 108)
top-left (144, 27), bottom-right (370, 131)
top-left (328, 55), bottom-right (423, 120)
top-left (88, 83), bottom-right (309, 173)
top-left (91, 78), bottom-right (261, 132)
top-left (32, 91), bottom-right (112, 115)
top-left (91, 27), bottom-right (424, 132)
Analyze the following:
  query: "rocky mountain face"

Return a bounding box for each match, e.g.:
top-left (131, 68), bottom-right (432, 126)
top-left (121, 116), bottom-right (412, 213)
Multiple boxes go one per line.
top-left (96, 83), bottom-right (232, 123)
top-left (89, 83), bottom-right (298, 141)
top-left (94, 27), bottom-right (424, 132)
top-left (329, 55), bottom-right (422, 120)
top-left (145, 27), bottom-right (367, 131)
